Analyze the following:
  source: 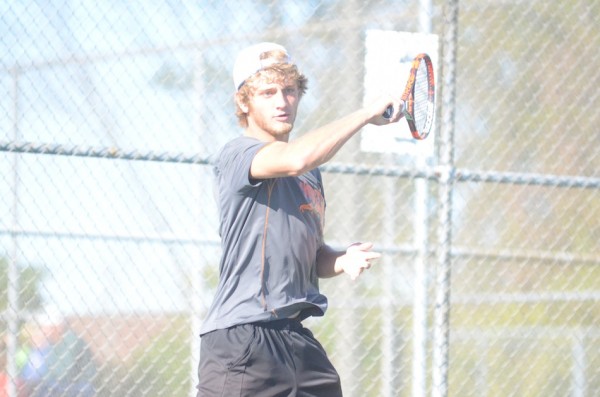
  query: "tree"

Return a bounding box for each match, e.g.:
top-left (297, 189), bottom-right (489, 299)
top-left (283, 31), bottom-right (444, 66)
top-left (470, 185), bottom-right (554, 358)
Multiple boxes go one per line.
top-left (0, 257), bottom-right (43, 318)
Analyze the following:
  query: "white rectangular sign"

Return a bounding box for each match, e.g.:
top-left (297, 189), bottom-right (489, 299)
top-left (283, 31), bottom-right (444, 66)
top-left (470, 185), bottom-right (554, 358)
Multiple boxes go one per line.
top-left (361, 30), bottom-right (439, 159)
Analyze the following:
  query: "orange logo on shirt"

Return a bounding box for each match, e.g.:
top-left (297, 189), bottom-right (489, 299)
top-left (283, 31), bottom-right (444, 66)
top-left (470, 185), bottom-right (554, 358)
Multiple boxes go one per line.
top-left (297, 179), bottom-right (325, 229)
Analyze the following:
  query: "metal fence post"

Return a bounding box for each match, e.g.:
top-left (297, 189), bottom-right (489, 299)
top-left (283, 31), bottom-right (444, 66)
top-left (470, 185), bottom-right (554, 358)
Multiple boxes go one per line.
top-left (6, 65), bottom-right (22, 397)
top-left (414, 2), bottom-right (433, 396)
top-left (432, 0), bottom-right (459, 396)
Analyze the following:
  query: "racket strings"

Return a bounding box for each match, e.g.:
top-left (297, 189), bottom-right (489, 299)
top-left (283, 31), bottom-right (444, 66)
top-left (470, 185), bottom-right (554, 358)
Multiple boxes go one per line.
top-left (413, 63), bottom-right (430, 133)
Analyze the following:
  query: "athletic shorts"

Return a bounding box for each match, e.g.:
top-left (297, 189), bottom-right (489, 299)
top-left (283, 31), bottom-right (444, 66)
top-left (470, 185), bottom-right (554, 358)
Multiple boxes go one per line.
top-left (196, 318), bottom-right (343, 397)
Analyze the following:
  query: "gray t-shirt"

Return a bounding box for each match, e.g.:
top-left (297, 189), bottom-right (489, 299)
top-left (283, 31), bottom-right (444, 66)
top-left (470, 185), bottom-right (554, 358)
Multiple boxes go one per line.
top-left (200, 136), bottom-right (328, 335)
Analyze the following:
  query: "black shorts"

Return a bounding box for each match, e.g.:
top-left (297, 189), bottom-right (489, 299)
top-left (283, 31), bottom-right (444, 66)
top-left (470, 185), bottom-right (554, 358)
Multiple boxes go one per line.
top-left (196, 318), bottom-right (342, 397)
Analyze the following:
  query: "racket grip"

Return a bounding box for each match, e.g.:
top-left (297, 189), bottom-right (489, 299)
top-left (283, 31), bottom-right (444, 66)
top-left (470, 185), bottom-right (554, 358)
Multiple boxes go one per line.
top-left (383, 105), bottom-right (393, 119)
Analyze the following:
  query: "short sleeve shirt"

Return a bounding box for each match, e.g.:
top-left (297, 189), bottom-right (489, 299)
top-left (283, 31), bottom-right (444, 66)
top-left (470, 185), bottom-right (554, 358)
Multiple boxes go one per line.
top-left (200, 136), bottom-right (328, 334)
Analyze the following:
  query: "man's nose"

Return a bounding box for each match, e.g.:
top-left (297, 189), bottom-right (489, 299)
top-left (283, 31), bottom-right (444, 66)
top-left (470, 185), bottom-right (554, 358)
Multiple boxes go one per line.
top-left (273, 89), bottom-right (287, 107)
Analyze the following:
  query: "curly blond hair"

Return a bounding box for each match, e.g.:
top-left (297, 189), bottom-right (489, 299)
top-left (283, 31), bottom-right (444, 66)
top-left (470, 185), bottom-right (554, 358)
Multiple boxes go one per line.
top-left (235, 63), bottom-right (308, 128)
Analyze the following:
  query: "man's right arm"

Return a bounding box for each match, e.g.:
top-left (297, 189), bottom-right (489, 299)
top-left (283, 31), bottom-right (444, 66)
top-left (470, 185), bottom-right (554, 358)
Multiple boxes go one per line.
top-left (250, 97), bottom-right (403, 180)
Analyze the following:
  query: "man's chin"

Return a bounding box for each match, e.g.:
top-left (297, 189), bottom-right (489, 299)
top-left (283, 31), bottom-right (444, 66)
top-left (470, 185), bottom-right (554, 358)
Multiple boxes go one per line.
top-left (273, 122), bottom-right (294, 135)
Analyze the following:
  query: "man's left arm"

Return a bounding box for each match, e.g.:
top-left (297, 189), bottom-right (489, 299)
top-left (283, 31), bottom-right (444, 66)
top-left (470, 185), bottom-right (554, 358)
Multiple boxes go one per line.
top-left (316, 242), bottom-right (381, 280)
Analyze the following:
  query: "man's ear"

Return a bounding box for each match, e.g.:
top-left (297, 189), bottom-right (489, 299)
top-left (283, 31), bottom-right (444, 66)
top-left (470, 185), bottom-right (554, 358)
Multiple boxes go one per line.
top-left (235, 93), bottom-right (249, 114)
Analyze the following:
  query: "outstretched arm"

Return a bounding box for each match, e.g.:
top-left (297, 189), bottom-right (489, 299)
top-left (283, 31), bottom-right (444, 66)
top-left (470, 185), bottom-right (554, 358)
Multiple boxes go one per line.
top-left (316, 242), bottom-right (381, 280)
top-left (250, 97), bottom-right (404, 180)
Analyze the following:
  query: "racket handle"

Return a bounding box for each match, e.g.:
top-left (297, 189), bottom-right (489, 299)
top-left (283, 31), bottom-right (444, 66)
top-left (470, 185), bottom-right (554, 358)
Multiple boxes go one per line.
top-left (383, 105), bottom-right (393, 119)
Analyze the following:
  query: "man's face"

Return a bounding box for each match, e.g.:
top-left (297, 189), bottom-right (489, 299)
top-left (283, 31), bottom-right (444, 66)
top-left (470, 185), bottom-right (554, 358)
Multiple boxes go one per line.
top-left (245, 79), bottom-right (300, 141)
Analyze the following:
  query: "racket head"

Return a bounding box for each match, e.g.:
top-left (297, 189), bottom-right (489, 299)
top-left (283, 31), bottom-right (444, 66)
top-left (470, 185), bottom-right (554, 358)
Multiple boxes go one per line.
top-left (401, 53), bottom-right (435, 140)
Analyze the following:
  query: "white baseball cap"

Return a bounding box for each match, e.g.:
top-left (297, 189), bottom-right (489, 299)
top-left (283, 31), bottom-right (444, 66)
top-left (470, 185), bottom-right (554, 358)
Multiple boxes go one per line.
top-left (233, 42), bottom-right (291, 90)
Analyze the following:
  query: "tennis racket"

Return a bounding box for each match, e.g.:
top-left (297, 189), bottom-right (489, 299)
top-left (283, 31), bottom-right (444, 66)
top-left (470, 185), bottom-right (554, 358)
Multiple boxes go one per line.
top-left (383, 53), bottom-right (435, 140)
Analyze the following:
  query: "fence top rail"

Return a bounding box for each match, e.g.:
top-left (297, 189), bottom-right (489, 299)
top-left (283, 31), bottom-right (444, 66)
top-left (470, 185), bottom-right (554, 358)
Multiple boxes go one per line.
top-left (2, 140), bottom-right (599, 189)
top-left (454, 168), bottom-right (600, 190)
top-left (0, 140), bottom-right (212, 165)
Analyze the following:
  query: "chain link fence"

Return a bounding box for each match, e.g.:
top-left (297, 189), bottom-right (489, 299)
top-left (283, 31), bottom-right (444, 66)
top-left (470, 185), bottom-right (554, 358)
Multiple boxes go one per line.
top-left (1, 1), bottom-right (599, 396)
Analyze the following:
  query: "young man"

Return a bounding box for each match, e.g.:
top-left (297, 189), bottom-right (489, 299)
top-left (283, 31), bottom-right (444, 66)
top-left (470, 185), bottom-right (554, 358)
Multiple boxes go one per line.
top-left (197, 42), bottom-right (404, 396)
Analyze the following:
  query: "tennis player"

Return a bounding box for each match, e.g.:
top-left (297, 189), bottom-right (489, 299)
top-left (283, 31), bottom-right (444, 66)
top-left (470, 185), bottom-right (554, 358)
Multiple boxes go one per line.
top-left (196, 42), bottom-right (404, 396)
